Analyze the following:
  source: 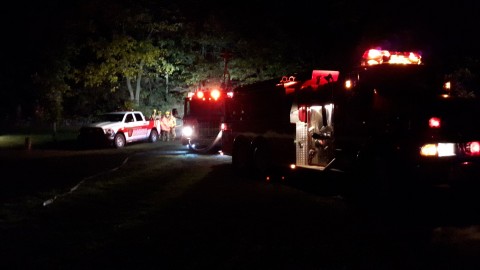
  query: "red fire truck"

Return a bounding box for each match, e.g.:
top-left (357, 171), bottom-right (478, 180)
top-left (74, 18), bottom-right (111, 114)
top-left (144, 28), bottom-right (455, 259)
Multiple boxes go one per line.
top-left (219, 71), bottom-right (340, 179)
top-left (181, 86), bottom-right (233, 153)
top-left (221, 48), bottom-right (480, 201)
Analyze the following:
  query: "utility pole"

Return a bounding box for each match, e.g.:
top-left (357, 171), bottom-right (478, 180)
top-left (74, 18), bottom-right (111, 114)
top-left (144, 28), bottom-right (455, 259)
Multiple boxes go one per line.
top-left (220, 51), bottom-right (232, 89)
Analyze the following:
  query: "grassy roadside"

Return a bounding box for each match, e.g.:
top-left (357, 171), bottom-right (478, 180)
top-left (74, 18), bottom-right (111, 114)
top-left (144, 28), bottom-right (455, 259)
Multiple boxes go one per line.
top-left (0, 130), bottom-right (79, 150)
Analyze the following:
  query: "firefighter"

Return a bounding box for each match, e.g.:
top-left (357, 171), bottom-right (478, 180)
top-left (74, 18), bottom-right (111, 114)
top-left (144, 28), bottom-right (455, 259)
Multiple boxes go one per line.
top-left (160, 111), bottom-right (171, 141)
top-left (150, 109), bottom-right (157, 120)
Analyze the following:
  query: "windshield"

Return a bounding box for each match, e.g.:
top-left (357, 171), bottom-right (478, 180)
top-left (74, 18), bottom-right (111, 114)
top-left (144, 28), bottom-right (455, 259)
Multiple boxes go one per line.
top-left (95, 113), bottom-right (125, 122)
top-left (185, 99), bottom-right (225, 117)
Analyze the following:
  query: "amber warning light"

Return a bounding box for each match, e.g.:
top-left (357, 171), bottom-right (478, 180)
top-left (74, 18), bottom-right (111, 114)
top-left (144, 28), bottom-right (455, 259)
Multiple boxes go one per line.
top-left (362, 49), bottom-right (422, 66)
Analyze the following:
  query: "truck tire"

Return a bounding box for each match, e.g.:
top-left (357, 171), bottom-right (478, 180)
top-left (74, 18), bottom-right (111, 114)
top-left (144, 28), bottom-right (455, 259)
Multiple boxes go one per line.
top-left (114, 133), bottom-right (126, 148)
top-left (148, 129), bottom-right (159, 143)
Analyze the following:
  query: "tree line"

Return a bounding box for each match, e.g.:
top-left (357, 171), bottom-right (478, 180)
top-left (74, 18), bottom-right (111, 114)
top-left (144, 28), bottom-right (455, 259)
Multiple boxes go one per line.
top-left (2, 0), bottom-right (478, 129)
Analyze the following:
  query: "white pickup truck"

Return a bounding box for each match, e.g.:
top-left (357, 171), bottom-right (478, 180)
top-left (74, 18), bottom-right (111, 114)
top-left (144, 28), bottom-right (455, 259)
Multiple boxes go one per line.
top-left (77, 111), bottom-right (159, 148)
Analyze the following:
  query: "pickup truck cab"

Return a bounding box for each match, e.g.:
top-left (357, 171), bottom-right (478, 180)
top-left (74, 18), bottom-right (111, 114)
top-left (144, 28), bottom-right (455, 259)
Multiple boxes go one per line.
top-left (78, 111), bottom-right (159, 148)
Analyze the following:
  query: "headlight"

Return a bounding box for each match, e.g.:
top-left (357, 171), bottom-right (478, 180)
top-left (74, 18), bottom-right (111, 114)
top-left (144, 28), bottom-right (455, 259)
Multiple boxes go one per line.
top-left (182, 126), bottom-right (193, 137)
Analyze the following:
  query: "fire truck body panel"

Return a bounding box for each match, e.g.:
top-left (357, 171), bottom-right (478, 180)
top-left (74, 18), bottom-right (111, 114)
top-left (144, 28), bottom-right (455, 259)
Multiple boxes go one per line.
top-left (221, 79), bottom-right (296, 176)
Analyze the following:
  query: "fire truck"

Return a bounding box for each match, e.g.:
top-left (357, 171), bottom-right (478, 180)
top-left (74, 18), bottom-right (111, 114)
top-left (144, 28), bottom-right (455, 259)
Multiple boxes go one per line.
top-left (181, 86), bottom-right (233, 153)
top-left (221, 48), bottom-right (480, 201)
top-left (220, 78), bottom-right (298, 178)
top-left (181, 52), bottom-right (236, 153)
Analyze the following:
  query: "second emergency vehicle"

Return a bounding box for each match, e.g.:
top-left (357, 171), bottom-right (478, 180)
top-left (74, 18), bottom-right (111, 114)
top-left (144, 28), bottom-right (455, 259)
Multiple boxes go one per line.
top-left (77, 111), bottom-right (159, 148)
top-left (221, 48), bottom-right (480, 201)
top-left (181, 87), bottom-right (233, 153)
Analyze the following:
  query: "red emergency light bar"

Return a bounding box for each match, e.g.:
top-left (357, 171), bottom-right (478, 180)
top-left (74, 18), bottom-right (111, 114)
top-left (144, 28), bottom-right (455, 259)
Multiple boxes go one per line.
top-left (362, 49), bottom-right (422, 66)
top-left (187, 88), bottom-right (233, 101)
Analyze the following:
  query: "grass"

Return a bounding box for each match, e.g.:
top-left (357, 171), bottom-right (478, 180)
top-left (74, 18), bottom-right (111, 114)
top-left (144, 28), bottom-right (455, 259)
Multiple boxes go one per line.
top-left (0, 130), bottom-right (79, 150)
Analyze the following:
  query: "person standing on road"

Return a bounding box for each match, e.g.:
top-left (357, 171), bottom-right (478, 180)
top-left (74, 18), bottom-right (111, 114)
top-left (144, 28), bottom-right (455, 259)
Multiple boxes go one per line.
top-left (160, 111), bottom-right (171, 141)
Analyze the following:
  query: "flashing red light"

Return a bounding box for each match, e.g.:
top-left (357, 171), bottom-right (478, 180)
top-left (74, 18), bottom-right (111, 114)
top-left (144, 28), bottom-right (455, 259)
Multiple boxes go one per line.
top-left (428, 117), bottom-right (441, 128)
top-left (196, 91), bottom-right (205, 99)
top-left (466, 141), bottom-right (480, 156)
top-left (362, 48), bottom-right (422, 66)
top-left (211, 89), bottom-right (221, 100)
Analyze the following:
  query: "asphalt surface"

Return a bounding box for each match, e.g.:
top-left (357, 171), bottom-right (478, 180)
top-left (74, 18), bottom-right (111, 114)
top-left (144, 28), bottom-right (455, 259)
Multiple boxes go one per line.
top-left (1, 140), bottom-right (480, 270)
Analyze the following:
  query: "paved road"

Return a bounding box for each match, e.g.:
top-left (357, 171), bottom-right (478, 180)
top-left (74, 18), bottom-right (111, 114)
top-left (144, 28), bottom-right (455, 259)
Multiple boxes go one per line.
top-left (1, 141), bottom-right (480, 269)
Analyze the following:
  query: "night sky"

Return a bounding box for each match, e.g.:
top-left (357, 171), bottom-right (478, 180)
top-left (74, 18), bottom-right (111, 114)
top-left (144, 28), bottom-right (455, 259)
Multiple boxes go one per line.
top-left (4, 1), bottom-right (480, 72)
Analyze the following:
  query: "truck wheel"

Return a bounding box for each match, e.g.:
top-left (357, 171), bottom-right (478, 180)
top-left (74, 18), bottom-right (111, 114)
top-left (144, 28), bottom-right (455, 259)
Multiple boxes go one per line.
top-left (149, 129), bottom-right (159, 143)
top-left (114, 133), bottom-right (126, 148)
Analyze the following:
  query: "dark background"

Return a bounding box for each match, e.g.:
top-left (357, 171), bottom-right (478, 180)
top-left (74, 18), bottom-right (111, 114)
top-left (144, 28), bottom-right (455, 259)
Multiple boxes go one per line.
top-left (2, 0), bottom-right (479, 122)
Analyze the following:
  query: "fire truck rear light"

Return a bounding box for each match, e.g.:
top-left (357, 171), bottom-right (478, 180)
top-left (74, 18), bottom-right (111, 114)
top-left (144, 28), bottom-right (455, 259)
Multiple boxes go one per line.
top-left (429, 117), bottom-right (441, 128)
top-left (466, 141), bottom-right (480, 156)
top-left (421, 144), bottom-right (437, 156)
top-left (437, 143), bottom-right (456, 157)
top-left (420, 143), bottom-right (456, 157)
top-left (196, 91), bottom-right (204, 99)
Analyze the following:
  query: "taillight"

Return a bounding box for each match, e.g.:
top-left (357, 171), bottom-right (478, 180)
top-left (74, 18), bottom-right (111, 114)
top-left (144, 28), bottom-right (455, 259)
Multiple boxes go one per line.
top-left (221, 123), bottom-right (228, 131)
top-left (428, 117), bottom-right (441, 128)
top-left (420, 143), bottom-right (456, 157)
top-left (465, 141), bottom-right (480, 156)
top-left (196, 91), bottom-right (204, 99)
